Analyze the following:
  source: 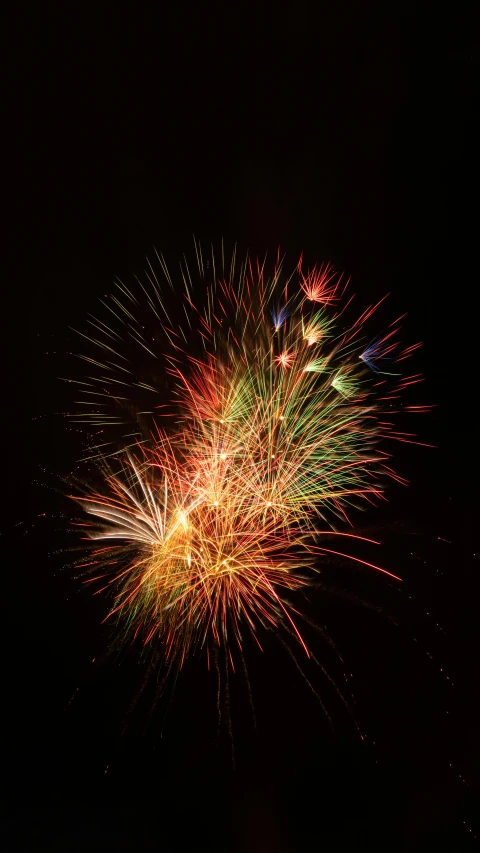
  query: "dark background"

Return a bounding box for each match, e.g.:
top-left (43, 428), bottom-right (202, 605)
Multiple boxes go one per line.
top-left (3, 2), bottom-right (479, 850)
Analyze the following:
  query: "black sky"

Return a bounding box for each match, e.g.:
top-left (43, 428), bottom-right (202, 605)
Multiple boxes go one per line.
top-left (3, 3), bottom-right (479, 851)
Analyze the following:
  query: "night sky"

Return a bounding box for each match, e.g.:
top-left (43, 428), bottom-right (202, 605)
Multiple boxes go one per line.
top-left (4, 3), bottom-right (479, 851)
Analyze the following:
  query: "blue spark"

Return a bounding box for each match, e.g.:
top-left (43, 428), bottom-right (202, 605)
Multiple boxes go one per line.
top-left (271, 305), bottom-right (289, 329)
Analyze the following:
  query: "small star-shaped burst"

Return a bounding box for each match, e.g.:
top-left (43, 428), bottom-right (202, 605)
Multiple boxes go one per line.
top-left (299, 262), bottom-right (340, 304)
top-left (275, 350), bottom-right (296, 369)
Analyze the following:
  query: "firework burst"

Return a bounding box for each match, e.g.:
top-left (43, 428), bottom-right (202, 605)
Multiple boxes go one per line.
top-left (67, 241), bottom-right (425, 673)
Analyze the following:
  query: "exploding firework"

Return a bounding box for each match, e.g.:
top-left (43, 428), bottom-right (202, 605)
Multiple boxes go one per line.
top-left (67, 241), bottom-right (427, 672)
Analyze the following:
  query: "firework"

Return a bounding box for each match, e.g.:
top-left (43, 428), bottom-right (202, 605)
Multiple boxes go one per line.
top-left (68, 241), bottom-right (424, 668)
